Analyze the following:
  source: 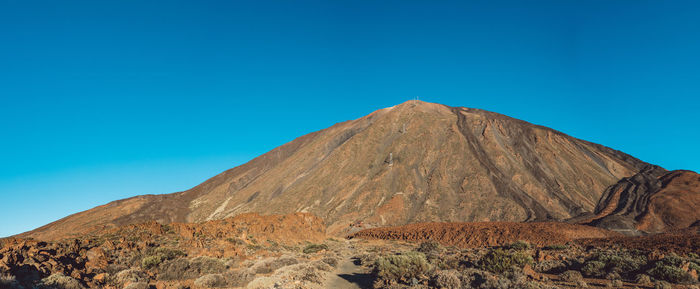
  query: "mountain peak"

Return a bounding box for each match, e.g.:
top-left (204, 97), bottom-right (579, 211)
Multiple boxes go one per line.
top-left (19, 102), bottom-right (650, 240)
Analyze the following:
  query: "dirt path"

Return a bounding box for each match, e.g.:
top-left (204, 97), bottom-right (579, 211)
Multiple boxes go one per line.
top-left (324, 241), bottom-right (373, 289)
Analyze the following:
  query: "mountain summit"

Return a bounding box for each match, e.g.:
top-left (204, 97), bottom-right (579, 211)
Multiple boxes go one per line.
top-left (21, 101), bottom-right (649, 240)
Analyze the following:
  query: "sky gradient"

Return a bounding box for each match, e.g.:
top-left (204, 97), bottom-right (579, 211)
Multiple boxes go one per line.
top-left (1, 0), bottom-right (699, 237)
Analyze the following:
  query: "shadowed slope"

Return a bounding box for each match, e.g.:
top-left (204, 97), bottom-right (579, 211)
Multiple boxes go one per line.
top-left (19, 101), bottom-right (649, 240)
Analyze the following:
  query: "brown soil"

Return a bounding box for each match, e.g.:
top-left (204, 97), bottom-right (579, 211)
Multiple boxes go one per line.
top-left (348, 221), bottom-right (621, 248)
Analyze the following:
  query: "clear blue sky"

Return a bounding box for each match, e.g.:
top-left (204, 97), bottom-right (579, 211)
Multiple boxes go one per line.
top-left (1, 0), bottom-right (698, 237)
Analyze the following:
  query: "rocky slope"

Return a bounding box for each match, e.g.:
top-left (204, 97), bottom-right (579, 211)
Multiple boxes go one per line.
top-left (580, 166), bottom-right (700, 234)
top-left (0, 213), bottom-right (329, 289)
top-left (20, 101), bottom-right (649, 240)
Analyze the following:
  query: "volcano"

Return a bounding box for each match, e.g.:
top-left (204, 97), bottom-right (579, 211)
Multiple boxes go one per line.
top-left (20, 101), bottom-right (651, 240)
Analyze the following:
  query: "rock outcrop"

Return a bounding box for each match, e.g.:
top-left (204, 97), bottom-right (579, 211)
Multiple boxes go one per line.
top-left (581, 166), bottom-right (700, 234)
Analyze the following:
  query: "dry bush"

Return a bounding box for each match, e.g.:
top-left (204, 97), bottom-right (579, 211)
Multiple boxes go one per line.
top-left (647, 254), bottom-right (695, 284)
top-left (635, 273), bottom-right (653, 285)
top-left (303, 243), bottom-right (328, 254)
top-left (534, 260), bottom-right (568, 274)
top-left (374, 251), bottom-right (432, 285)
top-left (250, 256), bottom-right (298, 274)
top-left (158, 256), bottom-right (227, 280)
top-left (478, 248), bottom-right (533, 274)
top-left (581, 249), bottom-right (647, 279)
top-left (607, 279), bottom-right (623, 287)
top-left (417, 241), bottom-right (442, 254)
top-left (194, 274), bottom-right (226, 288)
top-left (189, 256), bottom-right (227, 274)
top-left (505, 240), bottom-right (531, 251)
top-left (141, 247), bottom-right (186, 269)
top-left (37, 274), bottom-right (85, 289)
top-left (111, 268), bottom-right (147, 288)
top-left (432, 270), bottom-right (461, 289)
top-left (357, 252), bottom-right (379, 267)
top-left (223, 268), bottom-right (255, 287)
top-left (559, 270), bottom-right (583, 282)
top-left (322, 256), bottom-right (339, 268)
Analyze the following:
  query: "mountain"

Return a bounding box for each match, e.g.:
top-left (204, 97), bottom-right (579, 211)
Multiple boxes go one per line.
top-left (581, 166), bottom-right (700, 234)
top-left (20, 101), bottom-right (650, 240)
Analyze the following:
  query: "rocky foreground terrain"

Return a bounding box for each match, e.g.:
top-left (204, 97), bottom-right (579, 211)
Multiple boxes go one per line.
top-left (1, 213), bottom-right (699, 289)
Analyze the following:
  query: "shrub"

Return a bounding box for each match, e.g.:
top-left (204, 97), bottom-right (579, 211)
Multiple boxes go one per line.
top-left (226, 238), bottom-right (245, 246)
top-left (543, 244), bottom-right (568, 251)
top-left (479, 248), bottom-right (533, 274)
top-left (322, 256), bottom-right (339, 268)
top-left (374, 251), bottom-right (432, 284)
top-left (38, 273), bottom-right (85, 289)
top-left (608, 279), bottom-right (623, 287)
top-left (417, 241), bottom-right (442, 254)
top-left (357, 253), bottom-right (378, 266)
top-left (303, 243), bottom-right (328, 254)
top-left (635, 274), bottom-right (652, 285)
top-left (582, 250), bottom-right (647, 278)
top-left (190, 256), bottom-right (227, 274)
top-left (151, 247), bottom-right (185, 260)
top-left (581, 260), bottom-right (606, 277)
top-left (223, 269), bottom-right (255, 287)
top-left (142, 247), bottom-right (185, 269)
top-left (111, 269), bottom-right (146, 287)
top-left (251, 256), bottom-right (299, 274)
top-left (433, 270), bottom-right (461, 289)
top-left (506, 240), bottom-right (531, 251)
top-left (690, 262), bottom-right (700, 274)
top-left (647, 264), bottom-right (693, 283)
top-left (534, 260), bottom-right (568, 274)
top-left (194, 274), bottom-right (226, 288)
top-left (647, 254), bottom-right (694, 283)
top-left (142, 255), bottom-right (163, 269)
top-left (559, 270), bottom-right (583, 282)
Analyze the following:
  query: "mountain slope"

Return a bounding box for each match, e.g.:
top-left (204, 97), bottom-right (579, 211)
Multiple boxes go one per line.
top-left (581, 166), bottom-right (700, 234)
top-left (20, 101), bottom-right (649, 240)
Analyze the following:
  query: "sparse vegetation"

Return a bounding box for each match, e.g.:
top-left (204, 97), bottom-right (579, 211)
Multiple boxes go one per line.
top-left (647, 262), bottom-right (694, 283)
top-left (38, 273), bottom-right (85, 289)
top-left (479, 248), bottom-right (533, 273)
top-left (141, 246), bottom-right (185, 269)
top-left (374, 251), bottom-right (432, 285)
top-left (141, 255), bottom-right (163, 269)
top-left (581, 249), bottom-right (647, 278)
top-left (559, 270), bottom-right (583, 282)
top-left (303, 243), bottom-right (328, 254)
top-left (417, 241), bottom-right (442, 254)
top-left (505, 240), bottom-right (531, 250)
top-left (543, 244), bottom-right (568, 250)
top-left (194, 274), bottom-right (226, 288)
top-left (432, 270), bottom-right (461, 289)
